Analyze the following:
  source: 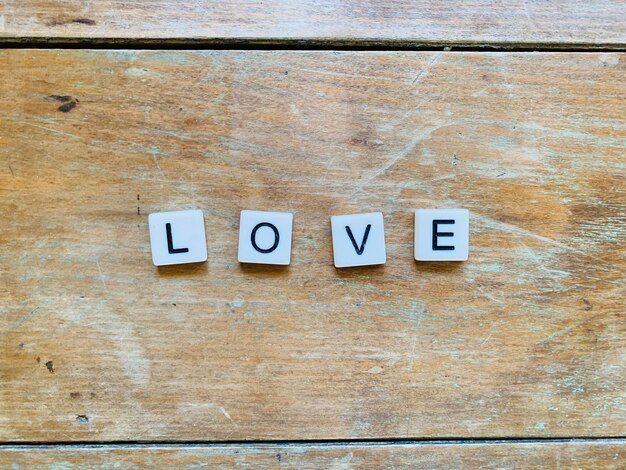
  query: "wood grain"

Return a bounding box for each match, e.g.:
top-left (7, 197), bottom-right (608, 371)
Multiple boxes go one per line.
top-left (0, 1), bottom-right (625, 47)
top-left (0, 50), bottom-right (624, 442)
top-left (1, 441), bottom-right (625, 469)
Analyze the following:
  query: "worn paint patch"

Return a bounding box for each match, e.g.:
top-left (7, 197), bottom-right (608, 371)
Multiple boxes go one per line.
top-left (490, 135), bottom-right (516, 150)
top-left (599, 54), bottom-right (620, 66)
top-left (124, 67), bottom-right (163, 78)
top-left (142, 51), bottom-right (193, 65)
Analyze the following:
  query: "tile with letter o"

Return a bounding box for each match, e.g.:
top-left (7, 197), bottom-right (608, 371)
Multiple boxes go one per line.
top-left (414, 208), bottom-right (469, 261)
top-left (331, 212), bottom-right (386, 268)
top-left (238, 210), bottom-right (293, 265)
top-left (148, 209), bottom-right (207, 266)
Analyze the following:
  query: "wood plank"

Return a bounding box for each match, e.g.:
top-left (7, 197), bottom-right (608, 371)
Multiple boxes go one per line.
top-left (1, 1), bottom-right (625, 47)
top-left (1, 441), bottom-right (625, 468)
top-left (0, 50), bottom-right (624, 441)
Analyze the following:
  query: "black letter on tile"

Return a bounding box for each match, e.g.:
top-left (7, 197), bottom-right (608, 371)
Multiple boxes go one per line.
top-left (251, 222), bottom-right (280, 253)
top-left (432, 220), bottom-right (455, 251)
top-left (345, 224), bottom-right (371, 255)
top-left (166, 223), bottom-right (189, 254)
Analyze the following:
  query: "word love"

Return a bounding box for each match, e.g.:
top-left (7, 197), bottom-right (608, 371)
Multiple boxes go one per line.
top-left (148, 208), bottom-right (470, 268)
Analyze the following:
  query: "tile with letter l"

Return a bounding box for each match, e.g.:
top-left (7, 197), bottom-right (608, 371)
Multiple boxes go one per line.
top-left (414, 208), bottom-right (469, 261)
top-left (238, 210), bottom-right (293, 265)
top-left (148, 209), bottom-right (207, 266)
top-left (331, 212), bottom-right (386, 268)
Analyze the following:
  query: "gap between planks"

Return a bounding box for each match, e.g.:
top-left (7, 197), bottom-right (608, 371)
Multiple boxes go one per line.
top-left (0, 37), bottom-right (625, 52)
top-left (2, 437), bottom-right (626, 449)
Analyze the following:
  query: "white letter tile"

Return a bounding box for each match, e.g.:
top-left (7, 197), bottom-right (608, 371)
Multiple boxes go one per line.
top-left (238, 210), bottom-right (293, 265)
top-left (331, 212), bottom-right (386, 268)
top-left (148, 209), bottom-right (207, 266)
top-left (414, 208), bottom-right (469, 261)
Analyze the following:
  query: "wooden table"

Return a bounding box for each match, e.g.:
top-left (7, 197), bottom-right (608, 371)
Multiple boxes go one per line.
top-left (1, 2), bottom-right (625, 468)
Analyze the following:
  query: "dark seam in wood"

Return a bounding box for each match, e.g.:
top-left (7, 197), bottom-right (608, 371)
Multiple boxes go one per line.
top-left (1, 437), bottom-right (626, 448)
top-left (0, 37), bottom-right (624, 52)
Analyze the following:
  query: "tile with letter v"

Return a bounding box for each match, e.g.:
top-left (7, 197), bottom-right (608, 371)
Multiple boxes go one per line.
top-left (331, 212), bottom-right (386, 268)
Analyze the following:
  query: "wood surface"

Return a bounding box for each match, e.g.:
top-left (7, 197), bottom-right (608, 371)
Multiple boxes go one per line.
top-left (0, 50), bottom-right (624, 444)
top-left (1, 441), bottom-right (625, 468)
top-left (1, 1), bottom-right (625, 48)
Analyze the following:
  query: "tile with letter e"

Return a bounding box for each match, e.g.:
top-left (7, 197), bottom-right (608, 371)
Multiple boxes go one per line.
top-left (331, 212), bottom-right (386, 268)
top-left (148, 209), bottom-right (207, 266)
top-left (238, 210), bottom-right (293, 265)
top-left (414, 208), bottom-right (469, 261)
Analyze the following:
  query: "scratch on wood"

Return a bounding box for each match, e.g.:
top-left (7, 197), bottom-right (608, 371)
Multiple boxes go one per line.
top-left (12, 307), bottom-right (41, 329)
top-left (474, 211), bottom-right (624, 273)
top-left (288, 66), bottom-right (394, 82)
top-left (411, 52), bottom-right (443, 85)
top-left (351, 126), bottom-right (440, 196)
top-left (538, 313), bottom-right (603, 344)
top-left (95, 259), bottom-right (107, 288)
top-left (19, 121), bottom-right (81, 140)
